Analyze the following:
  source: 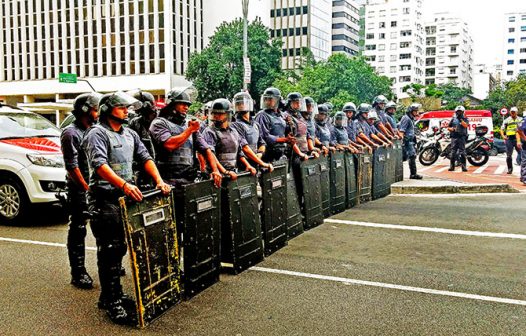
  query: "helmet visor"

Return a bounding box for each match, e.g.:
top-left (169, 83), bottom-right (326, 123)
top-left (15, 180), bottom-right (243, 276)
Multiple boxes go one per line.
top-left (233, 96), bottom-right (254, 114)
top-left (260, 95), bottom-right (280, 110)
top-left (289, 98), bottom-right (307, 113)
top-left (86, 92), bottom-right (103, 111)
top-left (334, 113), bottom-right (348, 128)
top-left (109, 91), bottom-right (142, 111)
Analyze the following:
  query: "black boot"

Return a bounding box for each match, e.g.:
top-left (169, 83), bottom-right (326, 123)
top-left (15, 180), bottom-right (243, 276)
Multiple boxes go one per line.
top-left (106, 300), bottom-right (137, 326)
top-left (68, 243), bottom-right (93, 289)
top-left (71, 269), bottom-right (94, 289)
top-left (409, 157), bottom-right (423, 179)
top-left (448, 158), bottom-right (455, 171)
top-left (98, 265), bottom-right (136, 326)
top-left (507, 157), bottom-right (513, 174)
top-left (461, 155), bottom-right (468, 172)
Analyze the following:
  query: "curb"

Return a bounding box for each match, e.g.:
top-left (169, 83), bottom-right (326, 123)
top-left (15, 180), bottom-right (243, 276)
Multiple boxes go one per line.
top-left (391, 183), bottom-right (520, 194)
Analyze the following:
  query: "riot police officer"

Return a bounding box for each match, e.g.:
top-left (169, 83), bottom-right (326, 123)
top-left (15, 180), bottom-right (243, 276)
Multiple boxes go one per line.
top-left (330, 111), bottom-right (357, 152)
top-left (500, 106), bottom-right (523, 174)
top-left (82, 91), bottom-right (171, 325)
top-left (353, 103), bottom-right (385, 150)
top-left (202, 99), bottom-right (271, 177)
top-left (447, 106), bottom-right (469, 172)
top-left (385, 101), bottom-right (402, 138)
top-left (399, 103), bottom-right (423, 179)
top-left (372, 95), bottom-right (395, 138)
top-left (304, 97), bottom-right (325, 155)
top-left (127, 89), bottom-right (158, 188)
top-left (60, 92), bottom-right (102, 290)
top-left (284, 92), bottom-right (316, 161)
top-left (149, 88), bottom-right (221, 189)
top-left (255, 87), bottom-right (295, 162)
top-left (343, 102), bottom-right (367, 152)
top-left (367, 110), bottom-right (393, 147)
top-left (315, 104), bottom-right (336, 152)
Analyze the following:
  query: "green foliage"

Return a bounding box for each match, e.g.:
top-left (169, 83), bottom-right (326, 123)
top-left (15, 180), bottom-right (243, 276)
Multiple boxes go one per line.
top-left (185, 18), bottom-right (282, 104)
top-left (424, 84), bottom-right (444, 98)
top-left (272, 53), bottom-right (392, 109)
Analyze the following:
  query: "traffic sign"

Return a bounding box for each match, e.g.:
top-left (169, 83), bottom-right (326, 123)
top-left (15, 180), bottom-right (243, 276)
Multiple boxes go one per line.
top-left (58, 73), bottom-right (78, 84)
top-left (500, 108), bottom-right (508, 116)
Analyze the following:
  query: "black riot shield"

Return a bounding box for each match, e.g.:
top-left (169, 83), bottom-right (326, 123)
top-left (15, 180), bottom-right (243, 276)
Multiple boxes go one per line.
top-left (318, 156), bottom-right (331, 217)
top-left (356, 152), bottom-right (372, 204)
top-left (372, 147), bottom-right (387, 200)
top-left (259, 162), bottom-right (288, 256)
top-left (329, 151), bottom-right (346, 214)
top-left (385, 146), bottom-right (394, 195)
top-left (286, 171), bottom-right (304, 239)
top-left (345, 152), bottom-right (358, 208)
top-left (221, 173), bottom-right (264, 274)
top-left (298, 157), bottom-right (323, 230)
top-left (394, 139), bottom-right (404, 182)
top-left (119, 190), bottom-right (182, 328)
top-left (177, 180), bottom-right (221, 299)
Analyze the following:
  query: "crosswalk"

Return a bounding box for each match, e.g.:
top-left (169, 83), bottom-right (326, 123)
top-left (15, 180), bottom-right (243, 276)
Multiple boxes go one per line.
top-left (419, 163), bottom-right (521, 177)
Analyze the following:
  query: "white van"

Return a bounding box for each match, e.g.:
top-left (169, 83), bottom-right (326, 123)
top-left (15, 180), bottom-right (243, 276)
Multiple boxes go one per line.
top-left (0, 104), bottom-right (66, 224)
top-left (416, 110), bottom-right (494, 140)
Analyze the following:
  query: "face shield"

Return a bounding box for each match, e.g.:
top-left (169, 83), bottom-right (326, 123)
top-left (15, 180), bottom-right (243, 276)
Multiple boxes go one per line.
top-left (334, 113), bottom-right (348, 128)
top-left (314, 110), bottom-right (329, 124)
top-left (289, 98), bottom-right (307, 114)
top-left (260, 94), bottom-right (280, 110)
top-left (108, 91), bottom-right (143, 112)
top-left (233, 94), bottom-right (254, 114)
top-left (85, 92), bottom-right (103, 111)
top-left (304, 100), bottom-right (317, 120)
top-left (368, 110), bottom-right (379, 123)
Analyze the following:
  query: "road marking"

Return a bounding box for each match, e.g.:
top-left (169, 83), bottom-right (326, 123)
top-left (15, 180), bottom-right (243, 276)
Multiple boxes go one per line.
top-left (494, 165), bottom-right (506, 175)
top-left (473, 166), bottom-right (487, 174)
top-left (250, 266), bottom-right (526, 306)
top-left (324, 219), bottom-right (526, 240)
top-left (435, 166), bottom-right (451, 173)
top-left (418, 166), bottom-right (434, 172)
top-left (0, 237), bottom-right (97, 250)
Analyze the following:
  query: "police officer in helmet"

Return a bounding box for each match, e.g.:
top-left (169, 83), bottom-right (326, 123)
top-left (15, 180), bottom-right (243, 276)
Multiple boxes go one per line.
top-left (315, 104), bottom-right (336, 153)
top-left (384, 101), bottom-right (402, 138)
top-left (353, 103), bottom-right (385, 151)
top-left (231, 91), bottom-right (273, 171)
top-left (447, 105), bottom-right (469, 172)
top-left (343, 102), bottom-right (367, 152)
top-left (82, 91), bottom-right (171, 325)
top-left (284, 92), bottom-right (316, 161)
top-left (60, 92), bottom-right (102, 290)
top-left (372, 95), bottom-right (395, 139)
top-left (399, 103), bottom-right (423, 179)
top-left (304, 97), bottom-right (325, 155)
top-left (330, 111), bottom-right (358, 152)
top-left (255, 87), bottom-right (295, 162)
top-left (500, 106), bottom-right (523, 174)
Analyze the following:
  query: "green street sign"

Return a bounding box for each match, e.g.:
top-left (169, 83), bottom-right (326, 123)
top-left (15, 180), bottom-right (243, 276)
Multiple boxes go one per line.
top-left (59, 73), bottom-right (77, 84)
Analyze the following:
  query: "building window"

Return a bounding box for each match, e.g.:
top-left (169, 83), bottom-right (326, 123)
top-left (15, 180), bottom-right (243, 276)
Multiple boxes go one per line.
top-left (378, 44), bottom-right (385, 51)
top-left (366, 33), bottom-right (374, 39)
top-left (521, 48), bottom-right (526, 53)
top-left (451, 46), bottom-right (457, 53)
top-left (400, 53), bottom-right (411, 59)
top-left (522, 37), bottom-right (526, 42)
top-left (390, 55), bottom-right (397, 61)
top-left (365, 44), bottom-right (376, 50)
top-left (390, 66), bottom-right (396, 73)
top-left (403, 8), bottom-right (410, 14)
top-left (379, 22), bottom-right (385, 28)
top-left (508, 49), bottom-right (515, 54)
top-left (509, 38), bottom-right (515, 43)
top-left (400, 42), bottom-right (410, 48)
top-left (520, 59), bottom-right (526, 64)
top-left (522, 26), bottom-right (526, 31)
top-left (379, 55), bottom-right (385, 62)
top-left (391, 32), bottom-right (397, 38)
top-left (507, 71), bottom-right (514, 76)
top-left (509, 16), bottom-right (516, 22)
top-left (509, 28), bottom-right (515, 33)
top-left (379, 33), bottom-right (385, 39)
top-left (390, 43), bottom-right (397, 50)
top-left (400, 30), bottom-right (412, 37)
top-left (391, 21), bottom-right (397, 27)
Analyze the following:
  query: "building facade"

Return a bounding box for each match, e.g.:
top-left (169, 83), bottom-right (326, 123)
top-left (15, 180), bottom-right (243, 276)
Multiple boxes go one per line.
top-left (270, 0), bottom-right (332, 69)
top-left (502, 12), bottom-right (526, 81)
top-left (0, 0), bottom-right (203, 123)
top-left (363, 0), bottom-right (425, 97)
top-left (331, 0), bottom-right (360, 57)
top-left (424, 13), bottom-right (473, 89)
top-left (472, 64), bottom-right (496, 100)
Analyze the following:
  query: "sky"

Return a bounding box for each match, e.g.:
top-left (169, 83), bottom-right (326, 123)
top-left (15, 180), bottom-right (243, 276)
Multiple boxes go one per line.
top-left (423, 0), bottom-right (526, 66)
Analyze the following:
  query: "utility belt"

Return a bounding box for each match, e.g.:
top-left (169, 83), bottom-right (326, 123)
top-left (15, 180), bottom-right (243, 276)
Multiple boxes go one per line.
top-left (90, 186), bottom-right (125, 203)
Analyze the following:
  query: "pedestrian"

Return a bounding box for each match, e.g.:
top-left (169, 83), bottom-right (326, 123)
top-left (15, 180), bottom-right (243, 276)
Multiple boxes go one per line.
top-left (60, 92), bottom-right (102, 290)
top-left (500, 106), bottom-right (523, 174)
top-left (82, 91), bottom-right (171, 325)
top-left (399, 103), bottom-right (423, 179)
top-left (447, 106), bottom-right (469, 172)
top-left (517, 118), bottom-right (526, 185)
top-left (254, 87), bottom-right (295, 163)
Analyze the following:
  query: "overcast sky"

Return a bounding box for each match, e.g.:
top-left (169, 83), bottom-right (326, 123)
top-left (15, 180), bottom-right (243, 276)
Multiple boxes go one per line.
top-left (423, 0), bottom-right (526, 65)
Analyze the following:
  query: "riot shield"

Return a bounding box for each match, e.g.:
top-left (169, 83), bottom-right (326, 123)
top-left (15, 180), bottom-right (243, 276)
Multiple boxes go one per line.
top-left (221, 173), bottom-right (264, 274)
top-left (345, 152), bottom-right (358, 208)
top-left (319, 156), bottom-right (331, 217)
top-left (385, 146), bottom-right (394, 195)
top-left (394, 139), bottom-right (404, 182)
top-left (286, 171), bottom-right (304, 239)
top-left (372, 147), bottom-right (387, 200)
top-left (259, 162), bottom-right (288, 256)
top-left (329, 151), bottom-right (346, 214)
top-left (356, 153), bottom-right (372, 204)
top-left (297, 157), bottom-right (323, 230)
top-left (177, 179), bottom-right (221, 299)
top-left (119, 190), bottom-right (181, 328)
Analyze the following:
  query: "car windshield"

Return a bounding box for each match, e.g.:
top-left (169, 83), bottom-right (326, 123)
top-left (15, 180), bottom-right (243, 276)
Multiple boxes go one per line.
top-left (0, 112), bottom-right (61, 139)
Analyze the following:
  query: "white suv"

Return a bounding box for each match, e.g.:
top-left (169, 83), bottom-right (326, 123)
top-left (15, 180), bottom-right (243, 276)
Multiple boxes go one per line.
top-left (0, 104), bottom-right (66, 224)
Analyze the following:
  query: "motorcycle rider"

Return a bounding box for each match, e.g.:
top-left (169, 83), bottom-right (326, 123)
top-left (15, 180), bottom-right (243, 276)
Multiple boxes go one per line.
top-left (500, 106), bottom-right (523, 174)
top-left (447, 106), bottom-right (470, 172)
top-left (399, 103), bottom-right (423, 179)
top-left (60, 92), bottom-right (102, 290)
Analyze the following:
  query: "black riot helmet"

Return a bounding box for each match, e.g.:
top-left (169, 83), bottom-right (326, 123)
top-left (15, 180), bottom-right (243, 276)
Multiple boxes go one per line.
top-left (356, 103), bottom-right (372, 120)
top-left (72, 92), bottom-right (103, 119)
top-left (372, 95), bottom-right (388, 108)
top-left (233, 91), bottom-right (254, 117)
top-left (303, 96), bottom-right (317, 121)
top-left (166, 90), bottom-right (191, 106)
top-left (286, 92), bottom-right (307, 114)
top-left (210, 98), bottom-right (233, 128)
top-left (315, 104), bottom-right (330, 125)
top-left (385, 101), bottom-right (397, 114)
top-left (260, 87), bottom-right (282, 111)
top-left (334, 111), bottom-right (348, 128)
top-left (98, 91), bottom-right (142, 124)
top-left (126, 89), bottom-right (157, 119)
top-left (324, 102), bottom-right (334, 113)
top-left (407, 103), bottom-right (421, 118)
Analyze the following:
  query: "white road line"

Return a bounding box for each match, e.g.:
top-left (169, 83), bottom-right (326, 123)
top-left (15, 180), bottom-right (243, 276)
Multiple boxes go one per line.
top-left (0, 237), bottom-right (97, 250)
top-left (250, 266), bottom-right (526, 307)
top-left (494, 165), bottom-right (506, 175)
top-left (435, 166), bottom-right (451, 173)
top-left (324, 219), bottom-right (526, 240)
top-left (417, 166), bottom-right (435, 172)
top-left (473, 166), bottom-right (487, 174)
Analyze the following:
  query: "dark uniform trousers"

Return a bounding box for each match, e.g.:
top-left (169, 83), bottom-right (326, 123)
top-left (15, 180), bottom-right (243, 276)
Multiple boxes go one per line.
top-left (67, 183), bottom-right (91, 274)
top-left (450, 137), bottom-right (467, 167)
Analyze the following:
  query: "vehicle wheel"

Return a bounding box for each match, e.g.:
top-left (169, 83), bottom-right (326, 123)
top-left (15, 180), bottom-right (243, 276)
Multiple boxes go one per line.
top-left (467, 150), bottom-right (489, 166)
top-left (0, 177), bottom-right (29, 226)
top-left (418, 147), bottom-right (439, 166)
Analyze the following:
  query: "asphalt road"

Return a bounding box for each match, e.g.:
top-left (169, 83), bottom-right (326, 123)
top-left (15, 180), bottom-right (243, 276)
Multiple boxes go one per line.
top-left (0, 195), bottom-right (525, 335)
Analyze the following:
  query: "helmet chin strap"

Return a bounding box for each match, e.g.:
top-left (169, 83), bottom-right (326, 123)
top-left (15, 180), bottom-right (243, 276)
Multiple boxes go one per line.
top-left (108, 113), bottom-right (128, 125)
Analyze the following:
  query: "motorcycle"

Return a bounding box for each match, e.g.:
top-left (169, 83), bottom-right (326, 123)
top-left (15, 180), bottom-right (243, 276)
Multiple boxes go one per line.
top-left (418, 126), bottom-right (449, 166)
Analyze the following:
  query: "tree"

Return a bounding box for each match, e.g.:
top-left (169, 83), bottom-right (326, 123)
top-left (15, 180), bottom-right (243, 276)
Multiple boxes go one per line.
top-left (439, 83), bottom-right (472, 110)
top-left (185, 18), bottom-right (282, 104)
top-left (273, 53), bottom-right (392, 110)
